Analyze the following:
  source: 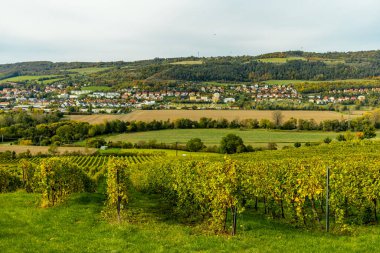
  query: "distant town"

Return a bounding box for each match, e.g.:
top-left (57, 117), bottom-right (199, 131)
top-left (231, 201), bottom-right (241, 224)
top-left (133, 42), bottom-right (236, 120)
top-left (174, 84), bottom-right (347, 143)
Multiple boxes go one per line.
top-left (0, 81), bottom-right (374, 113)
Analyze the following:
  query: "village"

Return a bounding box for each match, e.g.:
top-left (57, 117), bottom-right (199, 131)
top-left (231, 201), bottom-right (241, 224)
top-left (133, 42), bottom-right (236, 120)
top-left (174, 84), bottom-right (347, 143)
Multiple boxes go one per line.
top-left (0, 81), bottom-right (374, 113)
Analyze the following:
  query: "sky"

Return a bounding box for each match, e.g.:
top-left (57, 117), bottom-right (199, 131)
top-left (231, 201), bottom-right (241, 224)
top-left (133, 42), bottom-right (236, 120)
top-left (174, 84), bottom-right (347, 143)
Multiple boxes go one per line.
top-left (0, 0), bottom-right (379, 63)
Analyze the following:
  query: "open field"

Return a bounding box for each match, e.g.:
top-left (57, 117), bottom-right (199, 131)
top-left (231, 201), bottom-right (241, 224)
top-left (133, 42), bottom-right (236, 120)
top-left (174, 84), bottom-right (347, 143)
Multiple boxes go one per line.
top-left (0, 75), bottom-right (58, 83)
top-left (41, 78), bottom-right (65, 84)
top-left (67, 67), bottom-right (112, 74)
top-left (257, 57), bottom-right (345, 65)
top-left (258, 57), bottom-right (306, 63)
top-left (1, 191), bottom-right (379, 253)
top-left (68, 110), bottom-right (362, 124)
top-left (0, 144), bottom-right (96, 155)
top-left (170, 60), bottom-right (203, 65)
top-left (104, 129), bottom-right (348, 147)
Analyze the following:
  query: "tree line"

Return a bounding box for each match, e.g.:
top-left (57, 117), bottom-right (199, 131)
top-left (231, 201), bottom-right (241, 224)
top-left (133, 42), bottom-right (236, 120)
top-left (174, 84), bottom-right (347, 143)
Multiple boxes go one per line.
top-left (0, 111), bottom-right (378, 146)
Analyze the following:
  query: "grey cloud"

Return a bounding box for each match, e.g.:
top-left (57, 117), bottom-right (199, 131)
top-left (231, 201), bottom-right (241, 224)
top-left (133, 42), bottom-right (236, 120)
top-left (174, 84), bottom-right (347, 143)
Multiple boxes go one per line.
top-left (0, 0), bottom-right (379, 63)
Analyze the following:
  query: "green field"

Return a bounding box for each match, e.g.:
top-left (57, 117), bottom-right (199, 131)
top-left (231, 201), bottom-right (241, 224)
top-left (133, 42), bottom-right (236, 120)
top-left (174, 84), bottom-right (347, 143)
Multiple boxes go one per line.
top-left (170, 60), bottom-right (203, 65)
top-left (258, 57), bottom-right (306, 63)
top-left (0, 75), bottom-right (58, 83)
top-left (81, 85), bottom-right (111, 92)
top-left (67, 67), bottom-right (113, 74)
top-left (104, 129), bottom-right (343, 147)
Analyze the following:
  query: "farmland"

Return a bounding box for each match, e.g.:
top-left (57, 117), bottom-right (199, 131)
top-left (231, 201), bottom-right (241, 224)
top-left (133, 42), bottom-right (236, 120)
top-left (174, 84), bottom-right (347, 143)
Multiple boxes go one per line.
top-left (258, 57), bottom-right (306, 63)
top-left (170, 60), bottom-right (203, 65)
top-left (104, 129), bottom-right (343, 147)
top-left (2, 143), bottom-right (380, 252)
top-left (67, 67), bottom-right (113, 74)
top-left (0, 145), bottom-right (96, 155)
top-left (0, 75), bottom-right (59, 83)
top-left (67, 110), bottom-right (361, 124)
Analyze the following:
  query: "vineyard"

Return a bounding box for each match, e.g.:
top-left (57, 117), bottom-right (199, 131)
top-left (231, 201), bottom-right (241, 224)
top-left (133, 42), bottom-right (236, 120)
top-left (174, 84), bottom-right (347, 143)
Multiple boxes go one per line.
top-left (124, 141), bottom-right (380, 234)
top-left (2, 141), bottom-right (380, 251)
top-left (0, 153), bottom-right (161, 169)
top-left (0, 153), bottom-right (163, 194)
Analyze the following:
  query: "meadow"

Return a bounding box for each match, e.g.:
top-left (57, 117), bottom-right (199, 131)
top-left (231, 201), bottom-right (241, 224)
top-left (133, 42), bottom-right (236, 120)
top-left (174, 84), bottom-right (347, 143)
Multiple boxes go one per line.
top-left (67, 109), bottom-right (360, 124)
top-left (170, 60), bottom-right (203, 65)
top-left (257, 57), bottom-right (306, 63)
top-left (0, 75), bottom-right (59, 83)
top-left (104, 129), bottom-right (342, 147)
top-left (67, 67), bottom-right (113, 74)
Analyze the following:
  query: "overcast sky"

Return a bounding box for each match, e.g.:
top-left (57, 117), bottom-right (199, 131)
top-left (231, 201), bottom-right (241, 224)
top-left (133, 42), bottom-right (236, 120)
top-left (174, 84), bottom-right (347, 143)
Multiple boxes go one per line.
top-left (0, 0), bottom-right (379, 63)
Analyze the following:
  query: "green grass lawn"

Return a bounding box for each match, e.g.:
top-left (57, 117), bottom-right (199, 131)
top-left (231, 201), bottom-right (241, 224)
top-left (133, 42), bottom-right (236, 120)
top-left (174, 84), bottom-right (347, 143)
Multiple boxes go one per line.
top-left (104, 129), bottom-right (341, 147)
top-left (1, 191), bottom-right (380, 252)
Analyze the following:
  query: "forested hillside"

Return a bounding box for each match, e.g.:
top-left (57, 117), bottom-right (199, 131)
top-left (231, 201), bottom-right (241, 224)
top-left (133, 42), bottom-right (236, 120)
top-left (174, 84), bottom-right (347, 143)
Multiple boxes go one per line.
top-left (1, 50), bottom-right (379, 85)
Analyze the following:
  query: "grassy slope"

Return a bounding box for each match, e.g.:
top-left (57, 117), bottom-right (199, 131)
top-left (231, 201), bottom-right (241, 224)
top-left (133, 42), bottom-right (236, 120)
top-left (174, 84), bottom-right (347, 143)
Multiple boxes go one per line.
top-left (0, 75), bottom-right (58, 83)
top-left (67, 67), bottom-right (113, 74)
top-left (104, 129), bottom-right (344, 147)
top-left (257, 57), bottom-right (306, 63)
top-left (170, 60), bottom-right (203, 65)
top-left (1, 191), bottom-right (380, 253)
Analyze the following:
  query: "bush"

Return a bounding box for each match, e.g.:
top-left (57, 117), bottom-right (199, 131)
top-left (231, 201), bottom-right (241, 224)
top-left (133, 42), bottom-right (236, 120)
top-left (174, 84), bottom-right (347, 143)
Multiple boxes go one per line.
top-left (324, 137), bottom-right (332, 144)
top-left (245, 145), bottom-right (254, 152)
top-left (86, 138), bottom-right (106, 148)
top-left (294, 142), bottom-right (301, 148)
top-left (363, 125), bottom-right (376, 139)
top-left (205, 145), bottom-right (219, 153)
top-left (336, 134), bottom-right (346, 142)
top-left (186, 138), bottom-right (205, 152)
top-left (19, 139), bottom-right (33, 145)
top-left (267, 142), bottom-right (278, 150)
top-left (0, 169), bottom-right (22, 192)
top-left (220, 134), bottom-right (245, 154)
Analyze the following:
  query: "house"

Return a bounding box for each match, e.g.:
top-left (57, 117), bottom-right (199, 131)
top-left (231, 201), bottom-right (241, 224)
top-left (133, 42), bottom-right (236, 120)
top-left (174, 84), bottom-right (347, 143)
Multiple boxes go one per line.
top-left (212, 93), bottom-right (220, 103)
top-left (223, 98), bottom-right (235, 103)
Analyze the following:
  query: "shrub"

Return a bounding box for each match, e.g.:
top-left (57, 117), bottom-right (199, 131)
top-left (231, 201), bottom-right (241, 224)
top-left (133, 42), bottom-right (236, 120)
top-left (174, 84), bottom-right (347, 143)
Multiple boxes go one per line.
top-left (86, 138), bottom-right (106, 148)
top-left (186, 138), bottom-right (205, 152)
top-left (336, 134), bottom-right (346, 142)
top-left (267, 142), bottom-right (278, 150)
top-left (220, 134), bottom-right (245, 154)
